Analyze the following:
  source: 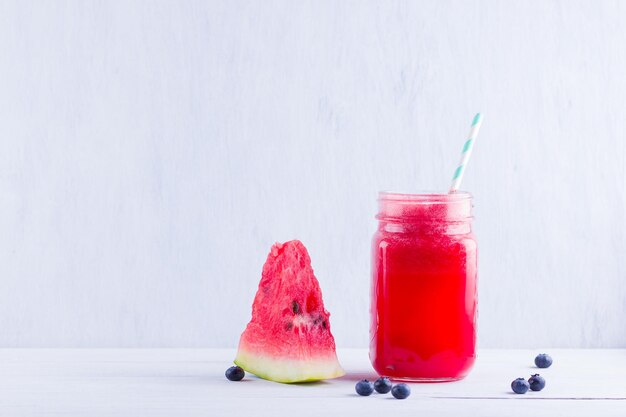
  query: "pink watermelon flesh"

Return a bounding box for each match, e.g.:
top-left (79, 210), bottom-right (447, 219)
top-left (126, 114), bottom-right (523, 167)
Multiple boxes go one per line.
top-left (234, 240), bottom-right (344, 383)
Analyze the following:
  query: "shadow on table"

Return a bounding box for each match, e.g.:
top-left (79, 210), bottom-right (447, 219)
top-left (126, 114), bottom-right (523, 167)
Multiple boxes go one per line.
top-left (338, 371), bottom-right (379, 382)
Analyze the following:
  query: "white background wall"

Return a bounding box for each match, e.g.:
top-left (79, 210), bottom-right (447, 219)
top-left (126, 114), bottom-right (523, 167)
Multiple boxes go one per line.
top-left (1, 1), bottom-right (625, 348)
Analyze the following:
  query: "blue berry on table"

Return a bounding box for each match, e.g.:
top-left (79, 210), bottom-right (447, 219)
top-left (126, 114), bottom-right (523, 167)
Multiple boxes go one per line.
top-left (528, 374), bottom-right (546, 391)
top-left (534, 353), bottom-right (553, 368)
top-left (511, 377), bottom-right (530, 394)
top-left (373, 377), bottom-right (392, 394)
top-left (225, 366), bottom-right (245, 381)
top-left (391, 383), bottom-right (411, 399)
top-left (355, 379), bottom-right (374, 396)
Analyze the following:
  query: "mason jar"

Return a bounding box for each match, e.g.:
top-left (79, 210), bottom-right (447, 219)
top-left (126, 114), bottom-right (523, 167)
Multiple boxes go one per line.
top-left (369, 192), bottom-right (477, 381)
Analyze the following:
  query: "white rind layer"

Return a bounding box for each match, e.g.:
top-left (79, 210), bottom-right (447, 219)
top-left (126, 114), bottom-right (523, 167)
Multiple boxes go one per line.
top-left (234, 348), bottom-right (345, 383)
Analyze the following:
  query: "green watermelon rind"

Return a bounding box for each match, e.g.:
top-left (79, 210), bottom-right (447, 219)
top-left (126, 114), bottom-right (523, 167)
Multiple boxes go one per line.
top-left (234, 348), bottom-right (345, 383)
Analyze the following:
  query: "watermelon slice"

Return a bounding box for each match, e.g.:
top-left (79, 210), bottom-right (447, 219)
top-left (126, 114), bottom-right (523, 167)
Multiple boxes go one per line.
top-left (234, 240), bottom-right (344, 383)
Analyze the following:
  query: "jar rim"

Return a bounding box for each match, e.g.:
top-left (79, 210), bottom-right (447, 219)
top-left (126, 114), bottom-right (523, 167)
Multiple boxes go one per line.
top-left (379, 191), bottom-right (473, 204)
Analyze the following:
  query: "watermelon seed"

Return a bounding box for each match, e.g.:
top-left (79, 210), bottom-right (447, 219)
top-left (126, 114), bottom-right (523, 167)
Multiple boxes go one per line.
top-left (292, 300), bottom-right (301, 314)
top-left (285, 322), bottom-right (293, 331)
top-left (322, 321), bottom-right (327, 329)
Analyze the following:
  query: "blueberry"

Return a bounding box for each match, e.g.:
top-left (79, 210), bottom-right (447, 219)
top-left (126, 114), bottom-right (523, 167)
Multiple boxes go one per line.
top-left (528, 374), bottom-right (546, 391)
top-left (373, 377), bottom-right (392, 394)
top-left (534, 353), bottom-right (553, 368)
top-left (355, 379), bottom-right (374, 396)
top-left (391, 383), bottom-right (411, 399)
top-left (511, 377), bottom-right (529, 394)
top-left (225, 365), bottom-right (245, 381)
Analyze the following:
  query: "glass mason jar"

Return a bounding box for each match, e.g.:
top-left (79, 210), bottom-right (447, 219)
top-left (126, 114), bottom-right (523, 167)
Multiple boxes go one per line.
top-left (369, 192), bottom-right (477, 382)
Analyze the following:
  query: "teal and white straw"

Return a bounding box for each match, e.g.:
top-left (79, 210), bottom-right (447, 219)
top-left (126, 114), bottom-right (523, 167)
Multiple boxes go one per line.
top-left (449, 113), bottom-right (483, 193)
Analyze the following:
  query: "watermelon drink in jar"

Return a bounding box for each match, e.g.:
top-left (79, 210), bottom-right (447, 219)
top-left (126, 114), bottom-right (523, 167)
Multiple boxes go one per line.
top-left (369, 192), bottom-right (477, 381)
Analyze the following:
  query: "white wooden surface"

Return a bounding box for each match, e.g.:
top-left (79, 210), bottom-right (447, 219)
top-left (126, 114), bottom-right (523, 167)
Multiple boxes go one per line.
top-left (0, 349), bottom-right (624, 416)
top-left (2, 1), bottom-right (626, 350)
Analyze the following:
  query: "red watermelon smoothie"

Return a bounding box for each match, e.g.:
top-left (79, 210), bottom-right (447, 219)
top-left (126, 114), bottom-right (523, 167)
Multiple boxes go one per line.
top-left (370, 192), bottom-right (477, 381)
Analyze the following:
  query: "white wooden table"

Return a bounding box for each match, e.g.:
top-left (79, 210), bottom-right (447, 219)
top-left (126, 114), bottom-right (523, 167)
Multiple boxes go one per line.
top-left (0, 349), bottom-right (624, 416)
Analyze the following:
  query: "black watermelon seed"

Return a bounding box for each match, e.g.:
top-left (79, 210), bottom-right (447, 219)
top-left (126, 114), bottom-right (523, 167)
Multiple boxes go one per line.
top-left (292, 301), bottom-right (301, 314)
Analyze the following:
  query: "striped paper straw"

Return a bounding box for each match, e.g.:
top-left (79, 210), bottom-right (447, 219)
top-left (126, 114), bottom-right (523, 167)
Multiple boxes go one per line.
top-left (449, 113), bottom-right (483, 193)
